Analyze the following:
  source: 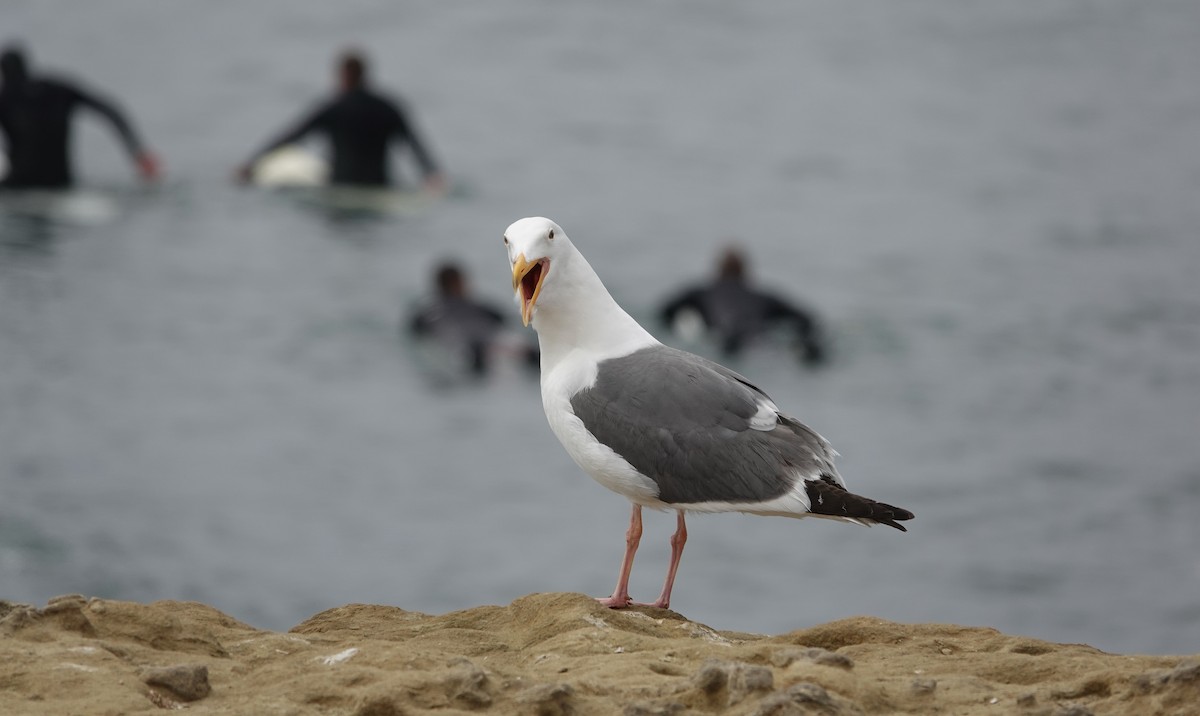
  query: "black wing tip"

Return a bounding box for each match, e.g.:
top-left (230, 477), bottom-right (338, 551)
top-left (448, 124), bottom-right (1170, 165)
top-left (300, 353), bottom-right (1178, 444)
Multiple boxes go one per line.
top-left (868, 503), bottom-right (912, 530)
top-left (877, 508), bottom-right (914, 532)
top-left (805, 477), bottom-right (914, 532)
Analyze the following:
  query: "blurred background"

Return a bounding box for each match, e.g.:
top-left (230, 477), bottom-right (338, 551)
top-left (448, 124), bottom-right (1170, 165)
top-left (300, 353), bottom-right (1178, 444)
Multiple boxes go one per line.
top-left (2, 0), bottom-right (1198, 655)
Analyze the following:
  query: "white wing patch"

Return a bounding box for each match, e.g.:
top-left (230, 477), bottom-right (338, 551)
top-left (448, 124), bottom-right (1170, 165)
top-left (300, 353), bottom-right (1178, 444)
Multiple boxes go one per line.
top-left (748, 399), bottom-right (780, 432)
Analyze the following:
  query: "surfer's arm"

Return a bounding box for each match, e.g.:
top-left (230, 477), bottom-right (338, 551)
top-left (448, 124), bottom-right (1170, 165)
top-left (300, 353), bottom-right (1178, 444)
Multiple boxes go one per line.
top-left (236, 104), bottom-right (329, 181)
top-left (390, 103), bottom-right (444, 191)
top-left (659, 287), bottom-right (706, 326)
top-left (480, 303), bottom-right (505, 326)
top-left (72, 84), bottom-right (159, 181)
top-left (73, 85), bottom-right (143, 155)
top-left (410, 312), bottom-right (431, 336)
top-left (764, 294), bottom-right (826, 366)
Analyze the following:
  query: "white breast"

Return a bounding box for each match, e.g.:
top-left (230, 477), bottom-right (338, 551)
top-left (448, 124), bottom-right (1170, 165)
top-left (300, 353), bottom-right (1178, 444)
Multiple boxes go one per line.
top-left (541, 350), bottom-right (664, 507)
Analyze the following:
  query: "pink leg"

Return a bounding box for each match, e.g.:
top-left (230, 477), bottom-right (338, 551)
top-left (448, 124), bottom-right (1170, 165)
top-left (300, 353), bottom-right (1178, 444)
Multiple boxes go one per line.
top-left (644, 511), bottom-right (687, 609)
top-left (596, 504), bottom-right (642, 608)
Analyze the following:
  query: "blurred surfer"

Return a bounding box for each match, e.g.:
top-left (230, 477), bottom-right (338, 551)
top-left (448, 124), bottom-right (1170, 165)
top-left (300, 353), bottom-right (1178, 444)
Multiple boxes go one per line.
top-left (409, 262), bottom-right (506, 377)
top-left (408, 262), bottom-right (538, 378)
top-left (659, 246), bottom-right (828, 366)
top-left (237, 50), bottom-right (444, 192)
top-left (0, 44), bottom-right (160, 189)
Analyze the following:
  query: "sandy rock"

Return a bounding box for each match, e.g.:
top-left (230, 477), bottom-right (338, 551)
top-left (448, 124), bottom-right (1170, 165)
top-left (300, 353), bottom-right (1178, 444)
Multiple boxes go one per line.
top-left (624, 701), bottom-right (686, 716)
top-left (446, 656), bottom-right (492, 706)
top-left (140, 663), bottom-right (211, 701)
top-left (0, 593), bottom-right (1196, 715)
top-left (687, 658), bottom-right (774, 706)
top-left (770, 646), bottom-right (855, 670)
top-left (751, 681), bottom-right (861, 716)
top-left (515, 682), bottom-right (575, 715)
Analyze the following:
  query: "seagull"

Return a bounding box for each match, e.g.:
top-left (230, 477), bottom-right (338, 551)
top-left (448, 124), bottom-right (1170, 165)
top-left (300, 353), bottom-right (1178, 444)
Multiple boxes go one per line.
top-left (504, 217), bottom-right (913, 609)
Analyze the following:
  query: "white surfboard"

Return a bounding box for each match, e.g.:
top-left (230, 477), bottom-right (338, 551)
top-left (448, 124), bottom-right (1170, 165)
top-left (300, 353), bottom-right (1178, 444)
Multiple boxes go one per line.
top-left (0, 189), bottom-right (121, 226)
top-left (251, 145), bottom-right (437, 216)
top-left (250, 145), bottom-right (329, 188)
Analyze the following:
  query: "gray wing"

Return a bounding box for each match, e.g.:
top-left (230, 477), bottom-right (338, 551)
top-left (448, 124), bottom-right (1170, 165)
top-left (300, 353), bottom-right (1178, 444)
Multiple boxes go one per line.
top-left (570, 345), bottom-right (836, 504)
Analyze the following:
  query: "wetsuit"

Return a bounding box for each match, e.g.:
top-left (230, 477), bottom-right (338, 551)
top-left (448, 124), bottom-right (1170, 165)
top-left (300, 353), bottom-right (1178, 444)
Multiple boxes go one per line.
top-left (410, 296), bottom-right (506, 376)
top-left (660, 279), bottom-right (827, 365)
top-left (251, 87), bottom-right (439, 187)
top-left (0, 74), bottom-right (146, 189)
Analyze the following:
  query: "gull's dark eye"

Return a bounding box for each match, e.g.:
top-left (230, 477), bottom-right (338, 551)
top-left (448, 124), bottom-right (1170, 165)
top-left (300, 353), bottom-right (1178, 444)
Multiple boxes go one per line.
top-left (503, 235), bottom-right (509, 245)
top-left (548, 229), bottom-right (555, 240)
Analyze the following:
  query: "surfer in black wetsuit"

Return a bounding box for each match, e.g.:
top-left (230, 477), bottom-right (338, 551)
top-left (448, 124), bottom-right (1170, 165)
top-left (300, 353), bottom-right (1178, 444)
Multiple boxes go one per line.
top-left (659, 247), bottom-right (828, 366)
top-left (0, 45), bottom-right (160, 189)
top-left (409, 262), bottom-right (509, 376)
top-left (237, 50), bottom-right (444, 191)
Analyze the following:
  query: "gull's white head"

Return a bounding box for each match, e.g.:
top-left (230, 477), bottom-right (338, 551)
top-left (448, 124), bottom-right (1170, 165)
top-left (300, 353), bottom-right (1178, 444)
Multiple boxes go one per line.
top-left (504, 216), bottom-right (573, 327)
top-left (503, 217), bottom-right (657, 360)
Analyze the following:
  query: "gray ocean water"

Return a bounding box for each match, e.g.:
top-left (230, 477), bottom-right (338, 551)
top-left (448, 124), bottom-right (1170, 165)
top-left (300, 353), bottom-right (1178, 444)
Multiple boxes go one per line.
top-left (2, 1), bottom-right (1199, 656)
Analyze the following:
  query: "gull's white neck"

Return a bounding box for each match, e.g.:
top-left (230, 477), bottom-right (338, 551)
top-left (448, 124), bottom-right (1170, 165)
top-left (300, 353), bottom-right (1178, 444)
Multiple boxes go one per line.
top-left (531, 247), bottom-right (657, 372)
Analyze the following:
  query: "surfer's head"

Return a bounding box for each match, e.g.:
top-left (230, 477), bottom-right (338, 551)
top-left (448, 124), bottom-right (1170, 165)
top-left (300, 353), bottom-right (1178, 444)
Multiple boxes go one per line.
top-left (338, 50), bottom-right (367, 92)
top-left (717, 247), bottom-right (747, 282)
top-left (436, 263), bottom-right (466, 298)
top-left (1, 45), bottom-right (29, 87)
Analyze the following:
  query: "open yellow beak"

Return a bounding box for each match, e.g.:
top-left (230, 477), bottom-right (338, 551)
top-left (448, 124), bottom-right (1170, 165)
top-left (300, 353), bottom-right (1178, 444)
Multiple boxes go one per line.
top-left (512, 253), bottom-right (548, 327)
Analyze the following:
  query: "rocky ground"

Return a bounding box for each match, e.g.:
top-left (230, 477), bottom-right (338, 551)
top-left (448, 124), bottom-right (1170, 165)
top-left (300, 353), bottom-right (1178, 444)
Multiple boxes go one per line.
top-left (1, 592), bottom-right (1196, 715)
